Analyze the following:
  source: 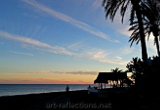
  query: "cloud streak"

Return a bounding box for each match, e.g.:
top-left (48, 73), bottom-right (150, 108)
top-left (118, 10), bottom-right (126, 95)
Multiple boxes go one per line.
top-left (10, 51), bottom-right (34, 56)
top-left (21, 0), bottom-right (118, 43)
top-left (0, 31), bottom-right (73, 56)
top-left (0, 78), bottom-right (92, 84)
top-left (0, 31), bottom-right (130, 65)
top-left (55, 71), bottom-right (98, 75)
top-left (80, 48), bottom-right (129, 65)
top-left (8, 70), bottom-right (98, 76)
top-left (0, 78), bottom-right (82, 84)
top-left (0, 42), bottom-right (5, 44)
top-left (92, 0), bottom-right (103, 9)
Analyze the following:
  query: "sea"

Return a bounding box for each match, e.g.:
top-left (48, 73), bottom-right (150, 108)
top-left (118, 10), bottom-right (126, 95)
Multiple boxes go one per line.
top-left (0, 84), bottom-right (110, 97)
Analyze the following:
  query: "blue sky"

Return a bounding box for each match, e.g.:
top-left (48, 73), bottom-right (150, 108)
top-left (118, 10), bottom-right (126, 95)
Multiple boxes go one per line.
top-left (0, 0), bottom-right (157, 84)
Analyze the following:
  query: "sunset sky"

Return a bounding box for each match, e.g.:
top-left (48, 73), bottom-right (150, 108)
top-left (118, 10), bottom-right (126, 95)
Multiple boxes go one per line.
top-left (0, 0), bottom-right (157, 84)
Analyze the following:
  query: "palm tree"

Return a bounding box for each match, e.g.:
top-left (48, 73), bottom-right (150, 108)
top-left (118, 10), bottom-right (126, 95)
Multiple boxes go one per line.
top-left (129, 0), bottom-right (160, 56)
top-left (141, 0), bottom-right (160, 56)
top-left (111, 67), bottom-right (123, 86)
top-left (102, 0), bottom-right (148, 61)
top-left (126, 57), bottom-right (144, 87)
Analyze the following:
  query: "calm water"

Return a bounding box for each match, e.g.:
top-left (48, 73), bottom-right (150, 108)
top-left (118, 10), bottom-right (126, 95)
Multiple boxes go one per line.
top-left (0, 84), bottom-right (107, 97)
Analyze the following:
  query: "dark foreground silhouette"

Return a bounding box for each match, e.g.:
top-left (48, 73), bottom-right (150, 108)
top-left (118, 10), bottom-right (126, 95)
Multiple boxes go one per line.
top-left (0, 88), bottom-right (160, 110)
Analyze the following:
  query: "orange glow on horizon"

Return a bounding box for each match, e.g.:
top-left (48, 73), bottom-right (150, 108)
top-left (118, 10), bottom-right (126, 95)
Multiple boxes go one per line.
top-left (0, 77), bottom-right (94, 84)
top-left (0, 71), bottom-right (98, 84)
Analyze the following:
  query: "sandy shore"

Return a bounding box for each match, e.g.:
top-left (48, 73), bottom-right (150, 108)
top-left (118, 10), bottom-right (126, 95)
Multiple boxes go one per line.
top-left (0, 90), bottom-right (111, 110)
top-left (0, 89), bottom-right (160, 110)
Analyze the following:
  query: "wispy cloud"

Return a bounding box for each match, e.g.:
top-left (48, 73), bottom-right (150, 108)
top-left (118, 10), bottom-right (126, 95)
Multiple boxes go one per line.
top-left (0, 31), bottom-right (129, 65)
top-left (55, 71), bottom-right (98, 75)
top-left (81, 48), bottom-right (129, 65)
top-left (67, 37), bottom-right (92, 51)
top-left (0, 77), bottom-right (78, 84)
top-left (118, 26), bottom-right (132, 37)
top-left (0, 77), bottom-right (92, 84)
top-left (0, 31), bottom-right (73, 56)
top-left (92, 0), bottom-right (103, 9)
top-left (4, 70), bottom-right (98, 76)
top-left (146, 34), bottom-right (157, 56)
top-left (67, 42), bottom-right (85, 51)
top-left (0, 42), bottom-right (5, 44)
top-left (10, 51), bottom-right (34, 56)
top-left (21, 0), bottom-right (118, 43)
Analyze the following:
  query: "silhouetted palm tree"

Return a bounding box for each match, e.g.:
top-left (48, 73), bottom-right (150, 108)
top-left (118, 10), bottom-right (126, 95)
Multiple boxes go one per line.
top-left (126, 57), bottom-right (144, 87)
top-left (111, 67), bottom-right (122, 86)
top-left (111, 67), bottom-right (122, 73)
top-left (141, 0), bottom-right (160, 56)
top-left (102, 0), bottom-right (148, 61)
top-left (129, 0), bottom-right (160, 56)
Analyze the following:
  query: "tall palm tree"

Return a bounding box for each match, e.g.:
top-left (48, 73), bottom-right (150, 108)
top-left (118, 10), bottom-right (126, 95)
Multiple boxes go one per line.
top-left (129, 0), bottom-right (160, 56)
top-left (102, 0), bottom-right (148, 61)
top-left (141, 0), bottom-right (160, 56)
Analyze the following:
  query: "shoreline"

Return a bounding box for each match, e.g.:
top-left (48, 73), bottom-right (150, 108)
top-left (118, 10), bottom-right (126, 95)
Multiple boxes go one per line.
top-left (0, 89), bottom-right (88, 98)
top-left (0, 84), bottom-right (95, 97)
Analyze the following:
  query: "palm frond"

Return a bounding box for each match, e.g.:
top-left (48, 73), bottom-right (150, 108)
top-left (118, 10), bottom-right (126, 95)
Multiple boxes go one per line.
top-left (103, 0), bottom-right (131, 22)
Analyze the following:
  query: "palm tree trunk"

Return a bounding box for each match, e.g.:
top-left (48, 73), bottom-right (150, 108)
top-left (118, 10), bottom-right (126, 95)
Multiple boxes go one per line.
top-left (131, 0), bottom-right (148, 61)
top-left (136, 11), bottom-right (148, 61)
top-left (154, 35), bottom-right (160, 57)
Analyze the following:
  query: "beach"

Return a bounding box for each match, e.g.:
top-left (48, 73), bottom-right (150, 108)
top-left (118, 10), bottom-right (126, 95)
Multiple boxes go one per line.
top-left (1, 88), bottom-right (160, 110)
top-left (0, 90), bottom-right (111, 110)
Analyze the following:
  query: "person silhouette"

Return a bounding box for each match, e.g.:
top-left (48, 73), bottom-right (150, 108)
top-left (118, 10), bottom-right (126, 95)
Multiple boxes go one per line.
top-left (66, 85), bottom-right (69, 92)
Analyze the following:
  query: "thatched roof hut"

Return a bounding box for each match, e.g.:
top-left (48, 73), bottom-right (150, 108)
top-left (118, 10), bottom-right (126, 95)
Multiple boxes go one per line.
top-left (94, 72), bottom-right (127, 84)
top-left (94, 72), bottom-right (128, 88)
